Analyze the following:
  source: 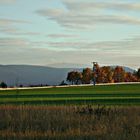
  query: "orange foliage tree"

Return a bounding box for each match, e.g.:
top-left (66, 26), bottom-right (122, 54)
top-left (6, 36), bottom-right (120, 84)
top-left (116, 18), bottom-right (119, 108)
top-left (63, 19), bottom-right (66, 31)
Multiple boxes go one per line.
top-left (82, 68), bottom-right (92, 84)
top-left (67, 64), bottom-right (139, 84)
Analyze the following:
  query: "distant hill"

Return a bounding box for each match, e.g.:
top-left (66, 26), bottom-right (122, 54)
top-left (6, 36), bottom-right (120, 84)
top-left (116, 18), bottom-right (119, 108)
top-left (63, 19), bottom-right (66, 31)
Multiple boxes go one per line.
top-left (0, 65), bottom-right (135, 86)
top-left (47, 63), bottom-right (90, 68)
top-left (48, 63), bottom-right (135, 73)
top-left (0, 65), bottom-right (81, 86)
top-left (110, 66), bottom-right (135, 73)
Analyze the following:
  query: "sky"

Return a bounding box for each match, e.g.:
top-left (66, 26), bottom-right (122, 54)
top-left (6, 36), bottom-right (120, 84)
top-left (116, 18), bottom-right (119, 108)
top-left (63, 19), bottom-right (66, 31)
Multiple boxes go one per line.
top-left (0, 0), bottom-right (140, 69)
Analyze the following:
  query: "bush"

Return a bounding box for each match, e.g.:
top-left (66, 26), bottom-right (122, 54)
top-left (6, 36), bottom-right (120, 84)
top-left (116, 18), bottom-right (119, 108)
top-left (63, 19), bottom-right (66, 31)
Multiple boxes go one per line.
top-left (0, 82), bottom-right (7, 88)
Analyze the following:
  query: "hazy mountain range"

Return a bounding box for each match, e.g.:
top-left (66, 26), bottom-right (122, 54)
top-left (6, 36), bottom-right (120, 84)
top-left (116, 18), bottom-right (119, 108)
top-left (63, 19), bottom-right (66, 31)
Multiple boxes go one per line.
top-left (47, 63), bottom-right (91, 68)
top-left (0, 64), bottom-right (135, 86)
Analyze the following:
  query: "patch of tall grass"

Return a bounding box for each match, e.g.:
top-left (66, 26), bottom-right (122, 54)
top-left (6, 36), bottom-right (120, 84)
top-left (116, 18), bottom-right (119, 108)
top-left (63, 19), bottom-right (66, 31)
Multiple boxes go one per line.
top-left (0, 105), bottom-right (140, 140)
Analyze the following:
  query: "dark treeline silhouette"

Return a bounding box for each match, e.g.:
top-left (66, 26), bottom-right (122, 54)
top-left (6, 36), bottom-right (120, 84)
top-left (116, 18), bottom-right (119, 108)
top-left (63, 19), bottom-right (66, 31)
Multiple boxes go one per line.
top-left (0, 82), bottom-right (50, 88)
top-left (0, 82), bottom-right (7, 88)
top-left (67, 64), bottom-right (140, 85)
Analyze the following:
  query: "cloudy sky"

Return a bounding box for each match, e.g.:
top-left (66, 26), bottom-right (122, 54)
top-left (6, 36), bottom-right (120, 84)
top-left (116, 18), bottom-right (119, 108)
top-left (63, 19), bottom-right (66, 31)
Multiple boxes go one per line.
top-left (0, 0), bottom-right (140, 69)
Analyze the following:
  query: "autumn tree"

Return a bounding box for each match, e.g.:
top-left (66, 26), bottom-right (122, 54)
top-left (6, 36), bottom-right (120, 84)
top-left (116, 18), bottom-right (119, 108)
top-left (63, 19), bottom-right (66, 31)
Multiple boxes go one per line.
top-left (66, 64), bottom-right (138, 85)
top-left (67, 71), bottom-right (82, 85)
top-left (96, 66), bottom-right (114, 83)
top-left (105, 67), bottom-right (114, 83)
top-left (82, 68), bottom-right (92, 84)
top-left (113, 66), bottom-right (125, 82)
top-left (74, 71), bottom-right (82, 84)
top-left (124, 72), bottom-right (138, 82)
top-left (67, 71), bottom-right (75, 85)
top-left (136, 68), bottom-right (140, 81)
top-left (96, 68), bottom-right (105, 83)
top-left (93, 63), bottom-right (100, 84)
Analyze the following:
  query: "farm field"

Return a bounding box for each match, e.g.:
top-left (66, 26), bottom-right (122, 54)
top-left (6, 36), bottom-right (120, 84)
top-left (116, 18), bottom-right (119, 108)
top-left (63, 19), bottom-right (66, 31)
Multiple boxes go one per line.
top-left (0, 84), bottom-right (140, 139)
top-left (0, 83), bottom-right (140, 105)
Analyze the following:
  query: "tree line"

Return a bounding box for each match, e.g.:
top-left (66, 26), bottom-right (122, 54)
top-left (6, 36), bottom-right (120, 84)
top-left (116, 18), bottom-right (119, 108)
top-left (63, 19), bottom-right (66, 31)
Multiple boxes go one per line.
top-left (1, 64), bottom-right (140, 88)
top-left (67, 64), bottom-right (140, 85)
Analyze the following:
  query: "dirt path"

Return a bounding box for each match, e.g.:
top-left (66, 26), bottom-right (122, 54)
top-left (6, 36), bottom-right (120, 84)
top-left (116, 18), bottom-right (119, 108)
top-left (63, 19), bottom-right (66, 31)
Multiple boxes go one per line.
top-left (0, 82), bottom-right (140, 91)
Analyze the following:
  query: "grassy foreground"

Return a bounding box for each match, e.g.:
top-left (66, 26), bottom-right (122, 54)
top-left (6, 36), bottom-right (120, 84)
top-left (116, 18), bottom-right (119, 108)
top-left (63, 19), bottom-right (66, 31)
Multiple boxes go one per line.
top-left (0, 105), bottom-right (140, 140)
top-left (0, 84), bottom-right (140, 105)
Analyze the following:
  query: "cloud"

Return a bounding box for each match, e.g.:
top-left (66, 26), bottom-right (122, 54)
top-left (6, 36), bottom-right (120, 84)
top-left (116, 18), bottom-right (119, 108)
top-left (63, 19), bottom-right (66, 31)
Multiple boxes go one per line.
top-left (0, 37), bottom-right (31, 48)
top-left (2, 35), bottom-right (135, 54)
top-left (0, 18), bottom-right (30, 26)
top-left (1, 46), bottom-right (139, 69)
top-left (47, 34), bottom-right (79, 39)
top-left (63, 1), bottom-right (140, 12)
top-left (45, 36), bottom-right (140, 53)
top-left (36, 1), bottom-right (140, 30)
top-left (0, 0), bottom-right (139, 69)
top-left (0, 0), bottom-right (16, 4)
top-left (0, 18), bottom-right (39, 36)
top-left (0, 27), bottom-right (42, 36)
top-left (37, 8), bottom-right (65, 17)
top-left (0, 28), bottom-right (18, 34)
top-left (0, 37), bottom-right (48, 49)
top-left (0, 36), bottom-right (139, 69)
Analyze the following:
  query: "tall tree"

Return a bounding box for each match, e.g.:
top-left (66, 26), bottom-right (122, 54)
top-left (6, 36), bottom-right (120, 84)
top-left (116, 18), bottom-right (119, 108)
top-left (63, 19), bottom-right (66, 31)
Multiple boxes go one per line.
top-left (74, 71), bottom-right (82, 85)
top-left (113, 66), bottom-right (125, 82)
top-left (124, 72), bottom-right (138, 82)
top-left (136, 68), bottom-right (140, 81)
top-left (93, 63), bottom-right (100, 84)
top-left (66, 64), bottom-right (139, 85)
top-left (97, 66), bottom-right (114, 83)
top-left (67, 71), bottom-right (82, 85)
top-left (82, 68), bottom-right (92, 84)
top-left (67, 71), bottom-right (75, 85)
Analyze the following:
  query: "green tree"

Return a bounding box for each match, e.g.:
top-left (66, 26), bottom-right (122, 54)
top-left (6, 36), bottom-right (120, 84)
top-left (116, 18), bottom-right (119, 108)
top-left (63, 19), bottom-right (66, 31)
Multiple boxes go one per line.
top-left (0, 82), bottom-right (7, 88)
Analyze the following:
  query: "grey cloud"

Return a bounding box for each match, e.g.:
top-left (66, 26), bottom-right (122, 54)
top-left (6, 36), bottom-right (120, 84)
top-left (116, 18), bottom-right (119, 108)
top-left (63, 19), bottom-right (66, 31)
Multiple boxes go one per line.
top-left (0, 28), bottom-right (18, 34)
top-left (0, 0), bottom-right (16, 4)
top-left (0, 28), bottom-right (42, 36)
top-left (57, 15), bottom-right (140, 28)
top-left (0, 18), bottom-right (30, 26)
top-left (46, 42), bottom-right (94, 51)
top-left (46, 37), bottom-right (140, 52)
top-left (36, 1), bottom-right (140, 30)
top-left (0, 38), bottom-right (48, 50)
top-left (47, 34), bottom-right (79, 39)
top-left (0, 38), bottom-right (31, 48)
top-left (1, 36), bottom-right (139, 55)
top-left (63, 1), bottom-right (140, 12)
top-left (1, 47), bottom-right (139, 69)
top-left (0, 37), bottom-right (139, 69)
top-left (0, 19), bottom-right (42, 37)
top-left (36, 8), bottom-right (66, 17)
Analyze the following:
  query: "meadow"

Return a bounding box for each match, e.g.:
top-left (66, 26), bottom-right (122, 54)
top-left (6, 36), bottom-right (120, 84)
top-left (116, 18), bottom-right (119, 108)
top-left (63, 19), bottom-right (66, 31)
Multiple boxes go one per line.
top-left (0, 84), bottom-right (140, 105)
top-left (0, 84), bottom-right (140, 140)
top-left (0, 105), bottom-right (140, 140)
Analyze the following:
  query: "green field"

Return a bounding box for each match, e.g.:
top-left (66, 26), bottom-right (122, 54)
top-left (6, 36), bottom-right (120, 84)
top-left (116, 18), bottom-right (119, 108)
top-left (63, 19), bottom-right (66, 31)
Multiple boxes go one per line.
top-left (0, 84), bottom-right (140, 105)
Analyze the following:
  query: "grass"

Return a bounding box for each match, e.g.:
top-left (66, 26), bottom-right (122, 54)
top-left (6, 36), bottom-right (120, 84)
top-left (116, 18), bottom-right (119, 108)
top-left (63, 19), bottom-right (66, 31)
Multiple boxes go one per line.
top-left (0, 84), bottom-right (140, 105)
top-left (0, 105), bottom-right (140, 140)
